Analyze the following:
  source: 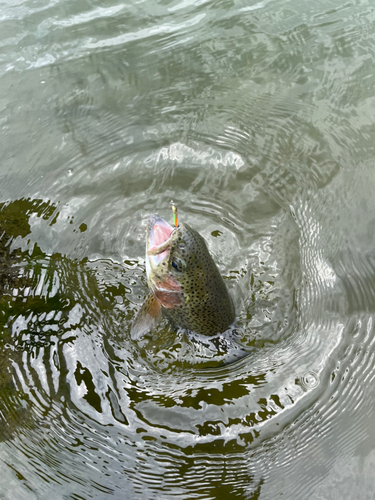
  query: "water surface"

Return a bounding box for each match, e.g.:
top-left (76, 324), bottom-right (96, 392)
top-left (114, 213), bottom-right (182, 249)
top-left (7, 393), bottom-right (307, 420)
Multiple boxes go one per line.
top-left (1, 0), bottom-right (375, 498)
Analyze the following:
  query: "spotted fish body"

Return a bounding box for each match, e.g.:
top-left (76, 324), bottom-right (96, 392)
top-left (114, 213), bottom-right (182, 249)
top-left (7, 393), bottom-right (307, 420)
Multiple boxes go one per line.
top-left (131, 214), bottom-right (235, 339)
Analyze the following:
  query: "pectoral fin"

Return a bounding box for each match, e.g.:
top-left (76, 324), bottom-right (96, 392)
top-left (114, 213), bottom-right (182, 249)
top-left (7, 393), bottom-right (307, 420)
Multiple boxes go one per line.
top-left (130, 293), bottom-right (162, 340)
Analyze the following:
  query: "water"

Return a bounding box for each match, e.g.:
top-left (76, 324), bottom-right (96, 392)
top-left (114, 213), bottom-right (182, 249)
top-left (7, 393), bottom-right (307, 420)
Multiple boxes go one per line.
top-left (1, 0), bottom-right (375, 498)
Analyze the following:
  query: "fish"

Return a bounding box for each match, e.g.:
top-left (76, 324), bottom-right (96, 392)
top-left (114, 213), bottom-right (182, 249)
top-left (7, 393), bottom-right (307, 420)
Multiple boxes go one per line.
top-left (131, 214), bottom-right (235, 339)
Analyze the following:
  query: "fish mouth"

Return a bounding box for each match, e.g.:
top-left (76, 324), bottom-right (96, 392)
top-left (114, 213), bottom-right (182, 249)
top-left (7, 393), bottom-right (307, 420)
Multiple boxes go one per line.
top-left (147, 215), bottom-right (174, 263)
top-left (146, 215), bottom-right (182, 307)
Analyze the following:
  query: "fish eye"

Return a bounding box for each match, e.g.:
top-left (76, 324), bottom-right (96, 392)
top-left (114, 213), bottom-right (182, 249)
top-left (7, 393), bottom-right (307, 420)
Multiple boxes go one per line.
top-left (170, 257), bottom-right (186, 273)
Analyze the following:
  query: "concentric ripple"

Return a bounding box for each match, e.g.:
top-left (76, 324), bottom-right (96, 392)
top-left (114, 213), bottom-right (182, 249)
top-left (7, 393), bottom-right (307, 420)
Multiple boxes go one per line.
top-left (2, 0), bottom-right (375, 498)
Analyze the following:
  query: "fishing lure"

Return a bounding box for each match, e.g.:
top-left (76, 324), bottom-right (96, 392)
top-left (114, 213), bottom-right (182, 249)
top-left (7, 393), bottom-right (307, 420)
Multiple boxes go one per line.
top-left (171, 201), bottom-right (178, 227)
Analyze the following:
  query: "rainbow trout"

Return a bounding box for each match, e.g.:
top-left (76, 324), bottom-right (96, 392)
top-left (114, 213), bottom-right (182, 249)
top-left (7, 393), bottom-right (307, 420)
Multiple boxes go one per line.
top-left (131, 214), bottom-right (235, 339)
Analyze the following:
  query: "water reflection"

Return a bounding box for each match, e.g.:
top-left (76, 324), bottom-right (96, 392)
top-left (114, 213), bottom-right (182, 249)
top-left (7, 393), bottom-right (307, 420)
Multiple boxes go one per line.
top-left (0, 197), bottom-right (294, 498)
top-left (0, 183), bottom-right (361, 499)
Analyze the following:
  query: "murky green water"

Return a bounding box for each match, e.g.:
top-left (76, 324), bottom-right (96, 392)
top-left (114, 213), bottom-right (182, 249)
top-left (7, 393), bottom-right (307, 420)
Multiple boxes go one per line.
top-left (1, 0), bottom-right (375, 498)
